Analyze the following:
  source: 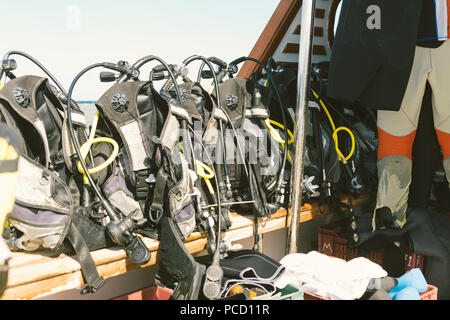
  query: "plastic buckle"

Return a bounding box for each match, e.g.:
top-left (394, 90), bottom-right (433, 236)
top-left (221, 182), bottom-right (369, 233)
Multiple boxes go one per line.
top-left (80, 276), bottom-right (106, 295)
top-left (88, 202), bottom-right (105, 220)
top-left (149, 208), bottom-right (163, 224)
top-left (50, 152), bottom-right (66, 171)
top-left (135, 170), bottom-right (149, 199)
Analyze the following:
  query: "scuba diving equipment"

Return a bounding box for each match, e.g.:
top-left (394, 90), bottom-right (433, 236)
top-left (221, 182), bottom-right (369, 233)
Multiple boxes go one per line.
top-left (154, 55), bottom-right (229, 300)
top-left (195, 249), bottom-right (286, 300)
top-left (227, 56), bottom-right (291, 210)
top-left (75, 55), bottom-right (219, 300)
top-left (202, 56), bottom-right (292, 217)
top-left (196, 56), bottom-right (294, 254)
top-left (270, 58), bottom-right (377, 248)
top-left (0, 123), bottom-right (21, 297)
top-left (309, 67), bottom-right (376, 247)
top-left (0, 51), bottom-right (105, 294)
top-left (64, 60), bottom-right (173, 266)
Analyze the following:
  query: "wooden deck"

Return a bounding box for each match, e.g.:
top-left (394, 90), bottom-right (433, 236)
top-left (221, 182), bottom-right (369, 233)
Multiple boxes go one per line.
top-left (1, 193), bottom-right (371, 300)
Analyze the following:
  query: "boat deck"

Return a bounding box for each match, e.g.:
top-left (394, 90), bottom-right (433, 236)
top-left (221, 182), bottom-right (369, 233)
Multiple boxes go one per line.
top-left (1, 193), bottom-right (371, 300)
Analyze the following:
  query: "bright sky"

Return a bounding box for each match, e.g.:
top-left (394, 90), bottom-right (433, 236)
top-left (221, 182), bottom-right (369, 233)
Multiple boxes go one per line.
top-left (0, 0), bottom-right (279, 100)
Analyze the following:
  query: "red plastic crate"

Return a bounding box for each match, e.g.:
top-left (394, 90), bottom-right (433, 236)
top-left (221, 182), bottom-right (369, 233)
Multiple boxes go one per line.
top-left (318, 222), bottom-right (383, 266)
top-left (404, 251), bottom-right (425, 272)
top-left (318, 222), bottom-right (424, 272)
top-left (419, 285), bottom-right (438, 300)
top-left (113, 286), bottom-right (173, 300)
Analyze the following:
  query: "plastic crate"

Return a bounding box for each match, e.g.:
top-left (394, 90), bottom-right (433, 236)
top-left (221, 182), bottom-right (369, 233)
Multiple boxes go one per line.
top-left (419, 285), bottom-right (438, 300)
top-left (318, 222), bottom-right (424, 272)
top-left (404, 251), bottom-right (425, 272)
top-left (113, 286), bottom-right (173, 300)
top-left (318, 221), bottom-right (383, 266)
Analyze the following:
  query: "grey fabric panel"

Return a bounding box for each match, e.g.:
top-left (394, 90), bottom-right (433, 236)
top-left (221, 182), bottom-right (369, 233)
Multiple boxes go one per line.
top-left (102, 171), bottom-right (143, 219)
top-left (245, 107), bottom-right (269, 118)
top-left (203, 117), bottom-right (219, 145)
top-left (374, 155), bottom-right (412, 229)
top-left (119, 121), bottom-right (150, 171)
top-left (216, 78), bottom-right (250, 112)
top-left (177, 81), bottom-right (209, 122)
top-left (102, 173), bottom-right (133, 199)
top-left (174, 204), bottom-right (196, 241)
top-left (70, 110), bottom-right (87, 128)
top-left (108, 190), bottom-right (143, 219)
top-left (160, 113), bottom-right (180, 150)
top-left (168, 155), bottom-right (193, 214)
top-left (169, 101), bottom-right (192, 124)
top-left (0, 76), bottom-right (51, 166)
top-left (213, 108), bottom-right (228, 122)
top-left (174, 203), bottom-right (195, 224)
top-left (168, 155), bottom-right (195, 239)
top-left (16, 156), bottom-right (69, 213)
top-left (242, 118), bottom-right (264, 139)
top-left (7, 219), bottom-right (65, 250)
top-left (9, 205), bottom-right (69, 227)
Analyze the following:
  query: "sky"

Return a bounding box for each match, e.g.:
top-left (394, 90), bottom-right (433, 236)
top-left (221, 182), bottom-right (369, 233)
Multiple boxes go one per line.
top-left (0, 0), bottom-right (279, 101)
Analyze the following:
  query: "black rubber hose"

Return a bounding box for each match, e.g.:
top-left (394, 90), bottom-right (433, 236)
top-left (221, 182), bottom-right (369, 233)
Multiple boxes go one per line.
top-left (189, 126), bottom-right (222, 266)
top-left (194, 57), bottom-right (233, 191)
top-left (66, 62), bottom-right (120, 222)
top-left (2, 50), bottom-right (66, 95)
top-left (182, 55), bottom-right (249, 178)
top-left (229, 56), bottom-right (289, 196)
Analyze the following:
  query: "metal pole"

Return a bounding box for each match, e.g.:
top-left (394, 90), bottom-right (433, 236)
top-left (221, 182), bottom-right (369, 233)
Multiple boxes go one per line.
top-left (286, 0), bottom-right (316, 254)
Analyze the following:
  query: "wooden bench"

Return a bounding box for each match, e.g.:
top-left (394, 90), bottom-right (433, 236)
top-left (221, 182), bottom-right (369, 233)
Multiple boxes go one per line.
top-left (1, 193), bottom-right (372, 300)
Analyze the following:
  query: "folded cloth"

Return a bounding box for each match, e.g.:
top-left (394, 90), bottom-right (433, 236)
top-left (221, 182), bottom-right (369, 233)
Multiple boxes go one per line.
top-left (388, 268), bottom-right (428, 297)
top-left (275, 251), bottom-right (387, 300)
top-left (392, 287), bottom-right (421, 300)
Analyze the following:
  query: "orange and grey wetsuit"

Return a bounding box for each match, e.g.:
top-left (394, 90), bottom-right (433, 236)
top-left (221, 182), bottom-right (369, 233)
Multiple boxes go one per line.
top-left (374, 0), bottom-right (450, 230)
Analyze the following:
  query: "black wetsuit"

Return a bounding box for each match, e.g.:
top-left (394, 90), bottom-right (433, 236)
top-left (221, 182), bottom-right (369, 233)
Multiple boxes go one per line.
top-left (326, 0), bottom-right (423, 110)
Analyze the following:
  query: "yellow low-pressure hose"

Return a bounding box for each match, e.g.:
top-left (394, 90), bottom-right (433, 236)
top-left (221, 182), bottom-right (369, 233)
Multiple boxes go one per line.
top-left (77, 110), bottom-right (119, 184)
top-left (311, 89), bottom-right (355, 164)
top-left (196, 161), bottom-right (215, 194)
top-left (265, 118), bottom-right (294, 163)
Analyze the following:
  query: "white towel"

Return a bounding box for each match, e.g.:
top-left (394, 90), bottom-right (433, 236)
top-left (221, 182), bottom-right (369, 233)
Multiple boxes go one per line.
top-left (274, 251), bottom-right (387, 300)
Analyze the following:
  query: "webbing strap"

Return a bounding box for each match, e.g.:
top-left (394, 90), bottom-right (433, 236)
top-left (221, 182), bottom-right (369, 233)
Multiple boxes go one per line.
top-left (66, 223), bottom-right (105, 294)
top-left (150, 167), bottom-right (169, 214)
top-left (135, 169), bottom-right (150, 213)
